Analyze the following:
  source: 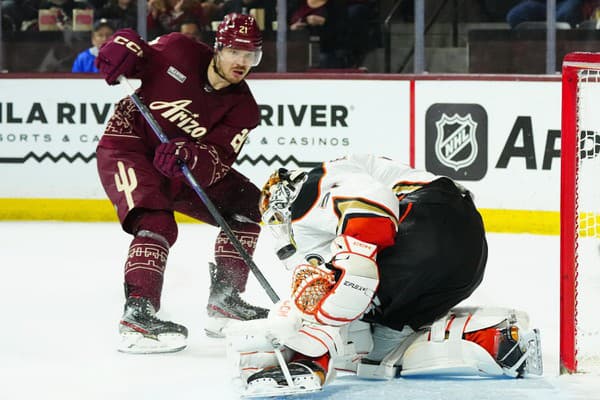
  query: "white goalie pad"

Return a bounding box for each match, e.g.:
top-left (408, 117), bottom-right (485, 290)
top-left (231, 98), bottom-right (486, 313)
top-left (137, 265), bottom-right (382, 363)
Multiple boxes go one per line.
top-left (359, 307), bottom-right (543, 380)
top-left (401, 336), bottom-right (506, 377)
top-left (332, 320), bottom-right (373, 372)
top-left (404, 307), bottom-right (543, 378)
top-left (224, 300), bottom-right (366, 397)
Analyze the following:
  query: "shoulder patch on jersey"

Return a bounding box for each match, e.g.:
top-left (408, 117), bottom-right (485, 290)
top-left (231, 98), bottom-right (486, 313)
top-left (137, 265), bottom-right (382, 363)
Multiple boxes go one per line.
top-left (167, 66), bottom-right (187, 83)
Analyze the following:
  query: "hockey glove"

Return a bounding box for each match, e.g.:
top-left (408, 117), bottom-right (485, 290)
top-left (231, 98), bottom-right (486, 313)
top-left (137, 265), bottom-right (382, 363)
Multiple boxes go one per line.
top-left (153, 138), bottom-right (200, 179)
top-left (95, 28), bottom-right (147, 85)
top-left (292, 235), bottom-right (380, 326)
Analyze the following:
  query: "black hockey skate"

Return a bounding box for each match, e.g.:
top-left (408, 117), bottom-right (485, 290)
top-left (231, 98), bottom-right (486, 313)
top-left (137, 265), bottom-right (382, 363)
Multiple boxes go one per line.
top-left (118, 296), bottom-right (188, 354)
top-left (205, 262), bottom-right (269, 338)
top-left (244, 360), bottom-right (326, 397)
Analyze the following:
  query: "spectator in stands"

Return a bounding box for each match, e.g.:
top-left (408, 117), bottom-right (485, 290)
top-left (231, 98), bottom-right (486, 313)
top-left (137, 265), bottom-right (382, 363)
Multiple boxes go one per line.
top-left (38, 0), bottom-right (89, 30)
top-left (179, 18), bottom-right (203, 40)
top-left (71, 19), bottom-right (114, 72)
top-left (208, 0), bottom-right (274, 30)
top-left (289, 0), bottom-right (355, 69)
top-left (345, 0), bottom-right (378, 68)
top-left (289, 0), bottom-right (326, 32)
top-left (1, 0), bottom-right (40, 31)
top-left (147, 0), bottom-right (206, 39)
top-left (95, 0), bottom-right (138, 30)
top-left (506, 0), bottom-right (585, 28)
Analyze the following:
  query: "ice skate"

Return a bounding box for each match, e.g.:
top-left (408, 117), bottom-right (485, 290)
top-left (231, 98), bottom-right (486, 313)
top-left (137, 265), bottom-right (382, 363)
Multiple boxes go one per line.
top-left (205, 262), bottom-right (268, 338)
top-left (118, 296), bottom-right (188, 354)
top-left (243, 359), bottom-right (325, 398)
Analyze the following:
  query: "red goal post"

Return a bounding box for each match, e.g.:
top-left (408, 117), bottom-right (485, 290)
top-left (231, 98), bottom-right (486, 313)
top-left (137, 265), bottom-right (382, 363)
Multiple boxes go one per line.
top-left (560, 52), bottom-right (600, 374)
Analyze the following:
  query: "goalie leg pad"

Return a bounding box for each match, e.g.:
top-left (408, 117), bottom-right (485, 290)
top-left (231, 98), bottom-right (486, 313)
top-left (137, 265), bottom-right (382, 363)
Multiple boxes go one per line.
top-left (356, 324), bottom-right (418, 380)
top-left (400, 336), bottom-right (506, 377)
top-left (371, 307), bottom-right (543, 378)
top-left (333, 320), bottom-right (373, 372)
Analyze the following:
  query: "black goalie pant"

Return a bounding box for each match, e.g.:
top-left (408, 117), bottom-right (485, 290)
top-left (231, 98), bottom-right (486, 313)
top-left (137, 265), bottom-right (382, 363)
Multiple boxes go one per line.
top-left (365, 177), bottom-right (488, 332)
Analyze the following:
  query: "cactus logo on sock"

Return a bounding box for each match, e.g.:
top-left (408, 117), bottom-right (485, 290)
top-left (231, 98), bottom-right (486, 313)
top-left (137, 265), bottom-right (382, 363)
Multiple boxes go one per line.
top-left (425, 103), bottom-right (488, 180)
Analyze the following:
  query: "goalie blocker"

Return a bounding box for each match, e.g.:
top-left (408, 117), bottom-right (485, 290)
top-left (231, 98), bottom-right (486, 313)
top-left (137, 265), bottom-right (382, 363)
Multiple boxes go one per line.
top-left (224, 304), bottom-right (543, 397)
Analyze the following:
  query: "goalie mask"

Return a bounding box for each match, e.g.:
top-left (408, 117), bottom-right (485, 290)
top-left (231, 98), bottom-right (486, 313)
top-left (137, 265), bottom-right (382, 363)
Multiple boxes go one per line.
top-left (259, 168), bottom-right (308, 260)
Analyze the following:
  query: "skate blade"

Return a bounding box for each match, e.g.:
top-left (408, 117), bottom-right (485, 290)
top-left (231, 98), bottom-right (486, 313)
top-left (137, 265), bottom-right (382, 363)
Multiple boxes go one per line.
top-left (204, 316), bottom-right (236, 339)
top-left (242, 385), bottom-right (322, 398)
top-left (242, 376), bottom-right (323, 398)
top-left (118, 332), bottom-right (187, 354)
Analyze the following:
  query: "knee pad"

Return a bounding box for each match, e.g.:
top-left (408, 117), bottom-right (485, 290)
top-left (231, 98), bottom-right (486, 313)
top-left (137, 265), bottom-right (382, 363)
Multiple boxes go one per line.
top-left (132, 210), bottom-right (178, 246)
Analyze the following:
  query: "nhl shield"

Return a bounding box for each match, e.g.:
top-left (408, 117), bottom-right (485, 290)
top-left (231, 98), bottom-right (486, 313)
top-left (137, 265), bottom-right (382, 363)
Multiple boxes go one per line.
top-left (425, 103), bottom-right (487, 180)
top-left (434, 113), bottom-right (478, 171)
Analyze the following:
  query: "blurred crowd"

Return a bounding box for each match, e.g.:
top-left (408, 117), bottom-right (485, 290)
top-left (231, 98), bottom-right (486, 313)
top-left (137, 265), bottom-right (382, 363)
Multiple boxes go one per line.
top-left (1, 0), bottom-right (380, 69)
top-left (3, 0), bottom-right (600, 72)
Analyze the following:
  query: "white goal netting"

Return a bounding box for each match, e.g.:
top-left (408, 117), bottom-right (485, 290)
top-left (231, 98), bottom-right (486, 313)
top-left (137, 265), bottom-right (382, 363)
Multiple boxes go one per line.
top-left (572, 68), bottom-right (600, 373)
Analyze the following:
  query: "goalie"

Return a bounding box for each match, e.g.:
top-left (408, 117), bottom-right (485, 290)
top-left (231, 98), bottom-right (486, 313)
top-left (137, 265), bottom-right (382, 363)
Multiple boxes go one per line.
top-left (225, 154), bottom-right (543, 397)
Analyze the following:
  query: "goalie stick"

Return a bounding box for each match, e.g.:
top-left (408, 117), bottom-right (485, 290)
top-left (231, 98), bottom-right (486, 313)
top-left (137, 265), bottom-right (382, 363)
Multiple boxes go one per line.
top-left (117, 76), bottom-right (280, 303)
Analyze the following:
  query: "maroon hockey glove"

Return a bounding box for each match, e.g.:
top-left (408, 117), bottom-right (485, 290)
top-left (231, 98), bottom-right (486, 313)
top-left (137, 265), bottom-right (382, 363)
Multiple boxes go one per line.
top-left (95, 28), bottom-right (147, 85)
top-left (153, 138), bottom-right (201, 179)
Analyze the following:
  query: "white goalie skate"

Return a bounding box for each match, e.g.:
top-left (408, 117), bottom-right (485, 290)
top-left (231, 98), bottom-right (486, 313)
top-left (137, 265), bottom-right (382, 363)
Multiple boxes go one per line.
top-left (243, 359), bottom-right (325, 398)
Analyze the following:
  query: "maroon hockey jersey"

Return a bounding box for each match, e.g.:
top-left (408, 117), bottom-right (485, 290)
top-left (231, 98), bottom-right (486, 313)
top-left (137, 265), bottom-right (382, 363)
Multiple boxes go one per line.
top-left (100, 32), bottom-right (259, 169)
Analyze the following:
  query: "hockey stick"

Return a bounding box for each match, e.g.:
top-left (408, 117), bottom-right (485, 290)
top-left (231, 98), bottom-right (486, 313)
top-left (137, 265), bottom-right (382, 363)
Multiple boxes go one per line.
top-left (117, 76), bottom-right (280, 303)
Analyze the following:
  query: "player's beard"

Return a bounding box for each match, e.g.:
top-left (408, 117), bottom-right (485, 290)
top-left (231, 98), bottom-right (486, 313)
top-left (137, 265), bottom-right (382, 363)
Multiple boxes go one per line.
top-left (213, 54), bottom-right (249, 85)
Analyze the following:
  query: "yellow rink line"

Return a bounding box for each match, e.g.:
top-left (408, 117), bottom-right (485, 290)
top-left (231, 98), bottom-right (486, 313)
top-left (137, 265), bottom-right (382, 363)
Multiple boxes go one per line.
top-left (0, 198), bottom-right (561, 235)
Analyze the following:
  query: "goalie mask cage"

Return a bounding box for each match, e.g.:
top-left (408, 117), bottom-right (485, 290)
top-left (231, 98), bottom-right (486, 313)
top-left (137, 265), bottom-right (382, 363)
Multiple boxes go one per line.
top-left (560, 52), bottom-right (600, 374)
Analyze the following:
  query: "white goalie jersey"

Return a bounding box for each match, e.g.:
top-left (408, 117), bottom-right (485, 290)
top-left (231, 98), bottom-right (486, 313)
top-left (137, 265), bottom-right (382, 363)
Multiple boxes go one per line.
top-left (284, 154), bottom-right (438, 268)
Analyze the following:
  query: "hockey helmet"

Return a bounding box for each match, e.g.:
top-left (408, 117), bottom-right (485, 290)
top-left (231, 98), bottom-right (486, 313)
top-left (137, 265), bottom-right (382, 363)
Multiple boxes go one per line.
top-left (259, 168), bottom-right (307, 260)
top-left (214, 13), bottom-right (263, 66)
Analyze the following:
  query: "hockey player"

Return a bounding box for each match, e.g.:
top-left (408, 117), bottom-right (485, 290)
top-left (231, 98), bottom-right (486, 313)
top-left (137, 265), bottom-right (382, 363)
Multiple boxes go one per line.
top-left (95, 13), bottom-right (268, 353)
top-left (224, 154), bottom-right (542, 396)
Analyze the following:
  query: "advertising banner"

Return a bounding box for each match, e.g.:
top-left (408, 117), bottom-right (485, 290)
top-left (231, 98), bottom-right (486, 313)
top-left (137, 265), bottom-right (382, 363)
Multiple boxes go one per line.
top-left (416, 81), bottom-right (561, 211)
top-left (0, 76), bottom-right (564, 232)
top-left (0, 79), bottom-right (411, 198)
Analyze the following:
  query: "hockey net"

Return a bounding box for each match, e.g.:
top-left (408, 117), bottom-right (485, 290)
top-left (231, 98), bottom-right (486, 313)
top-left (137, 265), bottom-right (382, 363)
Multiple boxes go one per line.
top-left (560, 52), bottom-right (600, 374)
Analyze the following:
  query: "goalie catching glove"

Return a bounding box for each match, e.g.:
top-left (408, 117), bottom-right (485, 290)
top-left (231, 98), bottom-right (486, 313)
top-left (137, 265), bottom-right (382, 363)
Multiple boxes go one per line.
top-left (292, 235), bottom-right (380, 326)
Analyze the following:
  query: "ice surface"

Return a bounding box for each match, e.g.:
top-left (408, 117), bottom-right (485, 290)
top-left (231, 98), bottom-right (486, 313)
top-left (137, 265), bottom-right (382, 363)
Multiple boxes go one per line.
top-left (0, 222), bottom-right (599, 400)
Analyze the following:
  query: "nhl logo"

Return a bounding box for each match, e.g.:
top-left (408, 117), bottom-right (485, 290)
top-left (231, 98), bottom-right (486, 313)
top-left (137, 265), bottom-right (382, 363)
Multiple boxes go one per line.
top-left (434, 113), bottom-right (478, 171)
top-left (426, 103), bottom-right (487, 180)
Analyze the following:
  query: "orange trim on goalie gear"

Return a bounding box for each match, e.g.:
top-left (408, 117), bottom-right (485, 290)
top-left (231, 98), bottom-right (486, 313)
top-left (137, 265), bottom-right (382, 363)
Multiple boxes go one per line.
top-left (291, 353), bottom-right (332, 374)
top-left (240, 350), bottom-right (276, 355)
top-left (398, 202), bottom-right (413, 224)
top-left (464, 328), bottom-right (501, 359)
top-left (292, 265), bottom-right (335, 315)
top-left (300, 325), bottom-right (338, 355)
top-left (342, 216), bottom-right (396, 250)
top-left (341, 234), bottom-right (377, 258)
top-left (463, 313), bottom-right (473, 333)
